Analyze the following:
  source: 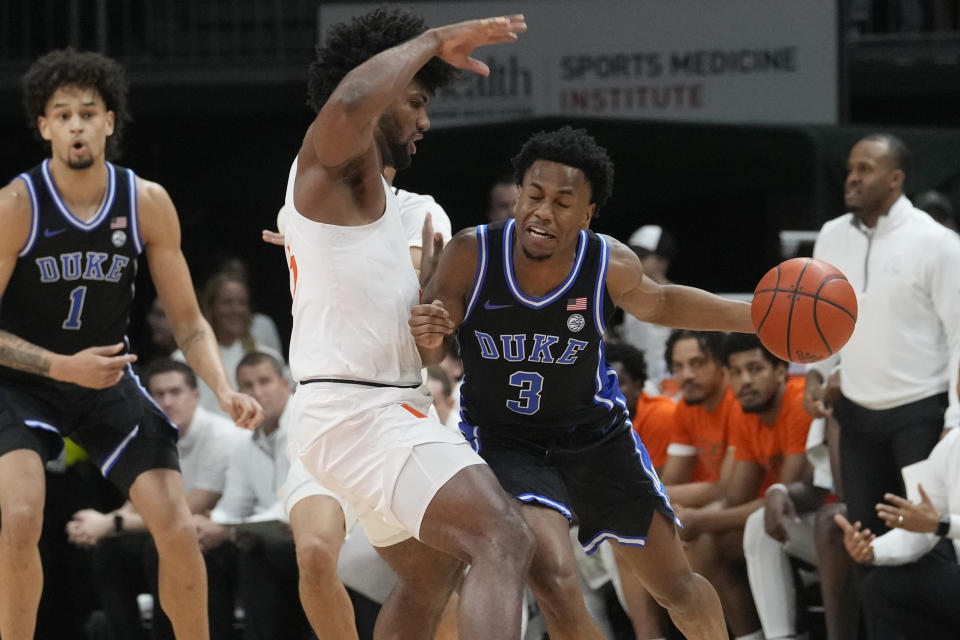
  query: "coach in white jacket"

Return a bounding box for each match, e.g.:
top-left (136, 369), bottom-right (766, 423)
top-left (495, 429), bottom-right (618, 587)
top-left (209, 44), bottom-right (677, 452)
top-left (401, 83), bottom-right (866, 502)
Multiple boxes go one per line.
top-left (804, 133), bottom-right (960, 543)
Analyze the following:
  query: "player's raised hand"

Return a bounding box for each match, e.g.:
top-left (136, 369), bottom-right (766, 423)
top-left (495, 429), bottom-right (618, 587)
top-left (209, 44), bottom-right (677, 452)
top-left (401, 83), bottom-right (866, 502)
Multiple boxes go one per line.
top-left (262, 229), bottom-right (285, 246)
top-left (410, 299), bottom-right (455, 349)
top-left (431, 15), bottom-right (527, 76)
top-left (419, 212), bottom-right (445, 287)
top-left (834, 513), bottom-right (876, 564)
top-left (218, 390), bottom-right (264, 430)
top-left (53, 343), bottom-right (138, 388)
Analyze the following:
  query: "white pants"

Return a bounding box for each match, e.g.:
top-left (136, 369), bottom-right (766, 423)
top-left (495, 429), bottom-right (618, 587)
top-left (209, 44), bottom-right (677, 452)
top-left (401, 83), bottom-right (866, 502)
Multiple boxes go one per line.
top-left (743, 507), bottom-right (819, 639)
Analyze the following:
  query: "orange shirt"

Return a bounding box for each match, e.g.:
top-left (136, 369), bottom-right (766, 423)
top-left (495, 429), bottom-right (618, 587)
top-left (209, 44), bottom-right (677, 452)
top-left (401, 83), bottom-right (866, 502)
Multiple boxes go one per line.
top-left (669, 386), bottom-right (740, 483)
top-left (632, 392), bottom-right (677, 469)
top-left (730, 377), bottom-right (812, 496)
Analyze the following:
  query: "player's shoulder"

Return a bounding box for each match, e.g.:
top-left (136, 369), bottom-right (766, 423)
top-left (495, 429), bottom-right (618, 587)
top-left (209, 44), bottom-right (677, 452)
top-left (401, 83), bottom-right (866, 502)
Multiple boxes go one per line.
top-left (134, 175), bottom-right (174, 208)
top-left (0, 177), bottom-right (34, 253)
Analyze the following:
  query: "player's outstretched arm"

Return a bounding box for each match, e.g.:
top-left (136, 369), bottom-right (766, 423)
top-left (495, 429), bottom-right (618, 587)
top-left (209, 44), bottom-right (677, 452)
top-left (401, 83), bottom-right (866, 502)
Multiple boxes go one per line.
top-left (411, 229), bottom-right (479, 362)
top-left (604, 236), bottom-right (753, 333)
top-left (0, 181), bottom-right (136, 387)
top-left (308, 15), bottom-right (526, 168)
top-left (138, 178), bottom-right (263, 429)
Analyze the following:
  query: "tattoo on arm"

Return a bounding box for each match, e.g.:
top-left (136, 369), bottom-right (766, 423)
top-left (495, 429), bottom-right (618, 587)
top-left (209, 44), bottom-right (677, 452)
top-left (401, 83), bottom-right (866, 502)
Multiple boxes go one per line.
top-left (177, 326), bottom-right (209, 359)
top-left (0, 330), bottom-right (51, 376)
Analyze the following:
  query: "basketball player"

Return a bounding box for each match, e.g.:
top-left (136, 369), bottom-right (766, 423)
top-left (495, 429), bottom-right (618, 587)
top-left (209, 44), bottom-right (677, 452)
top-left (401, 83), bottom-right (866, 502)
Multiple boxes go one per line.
top-left (0, 50), bottom-right (262, 640)
top-left (414, 126), bottom-right (755, 639)
top-left (283, 9), bottom-right (534, 639)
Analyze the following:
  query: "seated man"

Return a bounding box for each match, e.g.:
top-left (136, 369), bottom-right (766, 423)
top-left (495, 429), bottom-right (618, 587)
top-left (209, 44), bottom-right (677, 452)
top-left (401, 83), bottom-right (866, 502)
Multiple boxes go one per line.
top-left (660, 330), bottom-right (739, 505)
top-left (67, 359), bottom-right (242, 640)
top-left (678, 333), bottom-right (812, 640)
top-left (194, 351), bottom-right (314, 640)
top-left (836, 427), bottom-right (960, 640)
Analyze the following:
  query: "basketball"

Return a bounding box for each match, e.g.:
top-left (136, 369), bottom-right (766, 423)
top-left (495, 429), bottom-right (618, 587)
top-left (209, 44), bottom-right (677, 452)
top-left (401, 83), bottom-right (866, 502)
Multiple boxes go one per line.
top-left (751, 257), bottom-right (858, 363)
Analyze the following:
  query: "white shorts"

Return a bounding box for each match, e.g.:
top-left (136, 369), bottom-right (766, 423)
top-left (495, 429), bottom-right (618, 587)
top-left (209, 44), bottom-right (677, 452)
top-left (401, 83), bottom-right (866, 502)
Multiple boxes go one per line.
top-left (280, 457), bottom-right (358, 533)
top-left (290, 382), bottom-right (483, 547)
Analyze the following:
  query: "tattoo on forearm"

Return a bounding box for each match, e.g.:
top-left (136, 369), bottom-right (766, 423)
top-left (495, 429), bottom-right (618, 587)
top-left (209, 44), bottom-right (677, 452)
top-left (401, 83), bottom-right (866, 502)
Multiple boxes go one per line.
top-left (0, 330), bottom-right (51, 376)
top-left (178, 327), bottom-right (209, 359)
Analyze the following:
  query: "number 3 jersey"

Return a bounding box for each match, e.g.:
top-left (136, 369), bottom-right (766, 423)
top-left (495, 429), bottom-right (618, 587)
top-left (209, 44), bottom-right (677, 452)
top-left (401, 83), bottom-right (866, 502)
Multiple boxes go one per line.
top-left (0, 160), bottom-right (141, 385)
top-left (457, 219), bottom-right (629, 438)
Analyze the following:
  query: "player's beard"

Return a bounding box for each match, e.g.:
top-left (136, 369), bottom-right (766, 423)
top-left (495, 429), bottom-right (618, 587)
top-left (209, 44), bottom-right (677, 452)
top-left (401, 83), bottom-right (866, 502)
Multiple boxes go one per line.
top-left (67, 153), bottom-right (95, 170)
top-left (521, 245), bottom-right (551, 262)
top-left (379, 111), bottom-right (412, 171)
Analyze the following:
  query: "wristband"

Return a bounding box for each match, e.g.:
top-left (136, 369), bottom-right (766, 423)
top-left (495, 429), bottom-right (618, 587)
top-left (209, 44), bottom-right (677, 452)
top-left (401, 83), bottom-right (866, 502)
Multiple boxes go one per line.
top-left (765, 483), bottom-right (789, 497)
top-left (937, 513), bottom-right (951, 537)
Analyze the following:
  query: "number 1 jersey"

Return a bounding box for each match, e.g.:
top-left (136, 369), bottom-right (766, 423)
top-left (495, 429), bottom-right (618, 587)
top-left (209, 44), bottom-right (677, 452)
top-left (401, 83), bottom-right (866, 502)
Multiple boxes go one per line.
top-left (457, 219), bottom-right (629, 438)
top-left (0, 160), bottom-right (141, 385)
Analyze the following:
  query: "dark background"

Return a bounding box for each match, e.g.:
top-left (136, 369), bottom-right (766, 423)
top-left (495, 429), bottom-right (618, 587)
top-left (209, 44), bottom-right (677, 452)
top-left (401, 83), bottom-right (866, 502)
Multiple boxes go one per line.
top-left (1, 0), bottom-right (959, 357)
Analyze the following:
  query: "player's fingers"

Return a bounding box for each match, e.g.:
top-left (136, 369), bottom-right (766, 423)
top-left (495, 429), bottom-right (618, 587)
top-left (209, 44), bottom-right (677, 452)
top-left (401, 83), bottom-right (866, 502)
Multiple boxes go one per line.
top-left (462, 56), bottom-right (490, 76)
top-left (91, 343), bottom-right (125, 356)
top-left (833, 513), bottom-right (852, 533)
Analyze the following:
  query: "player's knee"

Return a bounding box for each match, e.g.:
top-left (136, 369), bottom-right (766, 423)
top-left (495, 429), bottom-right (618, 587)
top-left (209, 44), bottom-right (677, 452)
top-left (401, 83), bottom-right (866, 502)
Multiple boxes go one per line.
top-left (296, 532), bottom-right (340, 582)
top-left (814, 504), bottom-right (844, 546)
top-left (150, 514), bottom-right (198, 552)
top-left (473, 506), bottom-right (535, 570)
top-left (528, 553), bottom-right (582, 619)
top-left (648, 569), bottom-right (702, 613)
top-left (0, 502), bottom-right (43, 546)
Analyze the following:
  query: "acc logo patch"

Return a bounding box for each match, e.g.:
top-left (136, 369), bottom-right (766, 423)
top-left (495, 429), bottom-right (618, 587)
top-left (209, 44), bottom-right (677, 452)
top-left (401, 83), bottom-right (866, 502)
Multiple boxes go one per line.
top-left (566, 313), bottom-right (585, 332)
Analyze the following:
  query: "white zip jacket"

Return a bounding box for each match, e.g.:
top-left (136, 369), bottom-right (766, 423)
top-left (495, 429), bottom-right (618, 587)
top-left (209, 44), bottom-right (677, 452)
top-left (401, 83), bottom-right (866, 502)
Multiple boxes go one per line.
top-left (810, 195), bottom-right (960, 427)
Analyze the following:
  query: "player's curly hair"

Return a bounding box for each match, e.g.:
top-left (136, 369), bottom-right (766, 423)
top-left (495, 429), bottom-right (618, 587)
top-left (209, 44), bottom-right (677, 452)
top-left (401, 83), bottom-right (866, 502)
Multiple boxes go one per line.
top-left (604, 342), bottom-right (648, 388)
top-left (21, 48), bottom-right (131, 160)
top-left (307, 7), bottom-right (457, 113)
top-left (511, 126), bottom-right (615, 211)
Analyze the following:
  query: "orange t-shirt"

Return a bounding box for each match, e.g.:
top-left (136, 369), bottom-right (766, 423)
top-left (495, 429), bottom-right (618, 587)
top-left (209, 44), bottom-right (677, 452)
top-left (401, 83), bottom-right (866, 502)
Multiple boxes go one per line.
top-left (669, 386), bottom-right (740, 483)
top-left (632, 392), bottom-right (677, 469)
top-left (730, 377), bottom-right (812, 496)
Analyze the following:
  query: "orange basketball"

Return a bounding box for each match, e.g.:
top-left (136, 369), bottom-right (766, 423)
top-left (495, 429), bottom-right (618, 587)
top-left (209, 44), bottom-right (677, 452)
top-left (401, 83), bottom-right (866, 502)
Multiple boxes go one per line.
top-left (751, 258), bottom-right (858, 363)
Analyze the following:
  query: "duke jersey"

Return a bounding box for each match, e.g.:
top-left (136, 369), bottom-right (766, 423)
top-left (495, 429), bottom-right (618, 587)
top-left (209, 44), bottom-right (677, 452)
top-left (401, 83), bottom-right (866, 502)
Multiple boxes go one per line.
top-left (457, 219), bottom-right (629, 437)
top-left (0, 159), bottom-right (141, 385)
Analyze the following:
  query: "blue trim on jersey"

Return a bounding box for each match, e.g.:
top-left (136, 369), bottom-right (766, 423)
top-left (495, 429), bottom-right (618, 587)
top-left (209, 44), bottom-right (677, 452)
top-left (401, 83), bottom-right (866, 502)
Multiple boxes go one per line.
top-left (41, 159), bottom-right (117, 231)
top-left (582, 530), bottom-right (648, 555)
top-left (127, 169), bottom-right (143, 254)
top-left (127, 363), bottom-right (179, 431)
top-left (100, 424), bottom-right (140, 476)
top-left (15, 174), bottom-right (40, 257)
top-left (463, 225), bottom-right (489, 324)
top-left (629, 429), bottom-right (679, 524)
top-left (503, 219), bottom-right (588, 309)
top-left (593, 235), bottom-right (610, 336)
top-left (592, 340), bottom-right (624, 413)
top-left (456, 381), bottom-right (481, 453)
top-left (23, 419), bottom-right (60, 435)
top-left (516, 493), bottom-right (573, 520)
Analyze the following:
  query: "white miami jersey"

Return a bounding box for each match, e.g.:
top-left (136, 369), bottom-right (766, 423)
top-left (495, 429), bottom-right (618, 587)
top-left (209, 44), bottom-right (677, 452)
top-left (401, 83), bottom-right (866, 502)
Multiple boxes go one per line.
top-left (281, 168), bottom-right (423, 386)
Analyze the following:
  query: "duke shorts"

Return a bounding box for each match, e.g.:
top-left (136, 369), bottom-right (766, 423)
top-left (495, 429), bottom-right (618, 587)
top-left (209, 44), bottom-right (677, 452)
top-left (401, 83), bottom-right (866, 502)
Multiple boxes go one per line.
top-left (0, 370), bottom-right (179, 495)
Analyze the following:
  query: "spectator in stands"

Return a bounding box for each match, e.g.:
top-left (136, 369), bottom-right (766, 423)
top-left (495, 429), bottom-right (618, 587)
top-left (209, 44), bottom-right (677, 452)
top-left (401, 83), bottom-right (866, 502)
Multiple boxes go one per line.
top-left (619, 224), bottom-right (678, 393)
top-left (660, 330), bottom-right (738, 506)
top-left (485, 172), bottom-right (519, 223)
top-left (677, 333), bottom-right (812, 640)
top-left (67, 359), bottom-right (242, 640)
top-left (836, 427), bottom-right (960, 639)
top-left (426, 365), bottom-right (459, 432)
top-left (215, 257), bottom-right (285, 355)
top-left (914, 189), bottom-right (957, 231)
top-left (141, 297), bottom-right (178, 368)
top-left (174, 271), bottom-right (284, 416)
top-left (188, 352), bottom-right (313, 639)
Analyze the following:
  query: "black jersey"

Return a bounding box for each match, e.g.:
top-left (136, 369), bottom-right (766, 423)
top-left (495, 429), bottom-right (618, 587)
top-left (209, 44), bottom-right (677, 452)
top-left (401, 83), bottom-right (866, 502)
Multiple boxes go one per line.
top-left (457, 219), bottom-right (629, 438)
top-left (0, 160), bottom-right (142, 385)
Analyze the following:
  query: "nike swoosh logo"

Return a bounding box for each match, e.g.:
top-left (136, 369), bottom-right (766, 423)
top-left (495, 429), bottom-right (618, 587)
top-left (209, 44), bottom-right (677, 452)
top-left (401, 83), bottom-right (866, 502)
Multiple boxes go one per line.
top-left (43, 228), bottom-right (66, 237)
top-left (483, 300), bottom-right (512, 310)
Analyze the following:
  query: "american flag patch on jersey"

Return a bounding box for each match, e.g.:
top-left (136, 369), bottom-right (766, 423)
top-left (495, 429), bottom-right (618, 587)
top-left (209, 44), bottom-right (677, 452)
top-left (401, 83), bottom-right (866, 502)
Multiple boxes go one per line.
top-left (110, 217), bottom-right (128, 230)
top-left (566, 297), bottom-right (587, 311)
